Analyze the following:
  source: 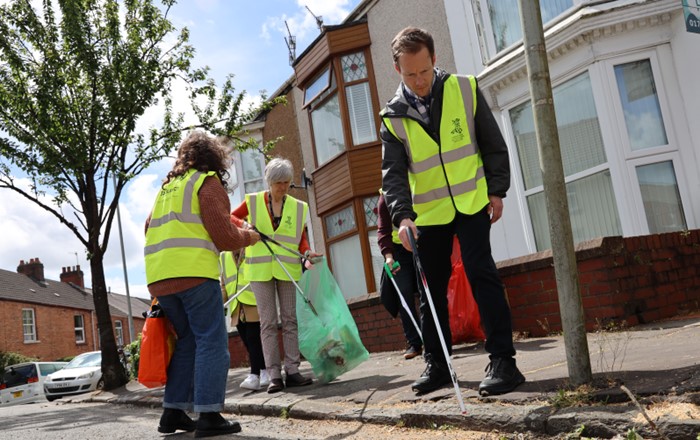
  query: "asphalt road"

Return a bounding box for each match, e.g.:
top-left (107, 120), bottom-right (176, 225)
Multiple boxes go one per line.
top-left (0, 401), bottom-right (556, 439)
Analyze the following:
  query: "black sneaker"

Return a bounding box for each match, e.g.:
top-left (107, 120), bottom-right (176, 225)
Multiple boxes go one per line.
top-left (478, 357), bottom-right (525, 396)
top-left (411, 357), bottom-right (451, 394)
top-left (403, 345), bottom-right (422, 360)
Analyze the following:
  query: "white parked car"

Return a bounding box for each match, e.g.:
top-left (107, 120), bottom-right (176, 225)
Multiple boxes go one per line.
top-left (0, 361), bottom-right (68, 407)
top-left (44, 351), bottom-right (103, 402)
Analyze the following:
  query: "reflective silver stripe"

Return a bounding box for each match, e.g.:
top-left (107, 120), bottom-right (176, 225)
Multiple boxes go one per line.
top-left (413, 167), bottom-right (485, 205)
top-left (273, 235), bottom-right (298, 245)
top-left (220, 255), bottom-right (236, 285)
top-left (410, 144), bottom-right (478, 174)
top-left (246, 256), bottom-right (273, 265)
top-left (295, 200), bottom-right (304, 238)
top-left (144, 237), bottom-right (218, 256)
top-left (150, 171), bottom-right (205, 227)
top-left (456, 75), bottom-right (476, 140)
top-left (389, 120), bottom-right (413, 164)
top-left (149, 211), bottom-right (201, 228)
top-left (248, 193), bottom-right (258, 225)
top-left (274, 254), bottom-right (301, 264)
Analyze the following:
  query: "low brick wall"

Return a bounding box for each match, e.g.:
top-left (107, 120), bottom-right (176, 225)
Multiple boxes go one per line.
top-left (500, 229), bottom-right (700, 336)
top-left (228, 229), bottom-right (700, 367)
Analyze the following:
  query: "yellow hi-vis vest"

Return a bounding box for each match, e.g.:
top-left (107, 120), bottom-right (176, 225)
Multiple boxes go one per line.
top-left (219, 252), bottom-right (256, 316)
top-left (144, 169), bottom-right (220, 284)
top-left (383, 75), bottom-right (488, 226)
top-left (244, 191), bottom-right (309, 282)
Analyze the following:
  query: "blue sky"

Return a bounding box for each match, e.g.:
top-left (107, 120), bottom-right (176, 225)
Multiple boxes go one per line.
top-left (0, 0), bottom-right (361, 299)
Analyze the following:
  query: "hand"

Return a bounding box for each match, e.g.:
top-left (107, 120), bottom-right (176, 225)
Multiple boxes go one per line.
top-left (487, 195), bottom-right (504, 224)
top-left (398, 218), bottom-right (418, 252)
top-left (248, 230), bottom-right (261, 245)
top-left (304, 250), bottom-right (323, 269)
top-left (384, 254), bottom-right (400, 274)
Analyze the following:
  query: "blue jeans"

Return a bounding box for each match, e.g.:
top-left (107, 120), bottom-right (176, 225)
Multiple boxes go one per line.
top-left (156, 279), bottom-right (230, 413)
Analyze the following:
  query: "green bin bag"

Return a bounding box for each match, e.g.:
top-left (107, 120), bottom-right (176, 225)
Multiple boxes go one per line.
top-left (297, 257), bottom-right (369, 384)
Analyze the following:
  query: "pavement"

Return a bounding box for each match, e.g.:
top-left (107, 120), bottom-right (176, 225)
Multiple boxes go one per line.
top-left (84, 316), bottom-right (700, 439)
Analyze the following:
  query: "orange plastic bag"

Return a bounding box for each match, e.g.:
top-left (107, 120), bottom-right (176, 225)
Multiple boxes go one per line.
top-left (447, 238), bottom-right (485, 344)
top-left (138, 299), bottom-right (176, 388)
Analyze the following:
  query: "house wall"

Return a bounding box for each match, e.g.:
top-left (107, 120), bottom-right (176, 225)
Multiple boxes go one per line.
top-left (0, 302), bottom-right (98, 360)
top-left (0, 300), bottom-right (144, 360)
top-left (226, 228), bottom-right (699, 366)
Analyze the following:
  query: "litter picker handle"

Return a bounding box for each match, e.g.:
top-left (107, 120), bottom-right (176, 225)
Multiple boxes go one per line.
top-left (383, 261), bottom-right (400, 278)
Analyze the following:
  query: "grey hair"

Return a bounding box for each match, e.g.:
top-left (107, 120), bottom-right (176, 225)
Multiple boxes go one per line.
top-left (265, 157), bottom-right (294, 184)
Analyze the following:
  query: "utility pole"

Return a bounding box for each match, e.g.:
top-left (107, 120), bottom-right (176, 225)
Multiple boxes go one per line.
top-left (113, 175), bottom-right (135, 344)
top-left (517, 0), bottom-right (592, 385)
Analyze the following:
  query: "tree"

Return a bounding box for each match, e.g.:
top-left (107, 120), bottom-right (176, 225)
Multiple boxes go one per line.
top-left (0, 0), bottom-right (280, 389)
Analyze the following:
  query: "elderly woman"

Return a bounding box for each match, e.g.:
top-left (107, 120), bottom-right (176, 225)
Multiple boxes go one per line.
top-left (231, 157), bottom-right (321, 393)
top-left (144, 131), bottom-right (260, 436)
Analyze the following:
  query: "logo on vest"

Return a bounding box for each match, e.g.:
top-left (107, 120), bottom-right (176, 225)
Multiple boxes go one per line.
top-left (450, 118), bottom-right (464, 143)
top-left (285, 215), bottom-right (292, 228)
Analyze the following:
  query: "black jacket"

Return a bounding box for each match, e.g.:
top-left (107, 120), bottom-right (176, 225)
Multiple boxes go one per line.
top-left (380, 68), bottom-right (511, 227)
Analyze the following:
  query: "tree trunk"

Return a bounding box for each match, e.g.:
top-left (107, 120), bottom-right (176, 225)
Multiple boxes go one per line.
top-left (89, 247), bottom-right (128, 390)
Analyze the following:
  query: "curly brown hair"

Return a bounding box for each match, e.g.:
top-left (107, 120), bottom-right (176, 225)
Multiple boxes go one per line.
top-left (163, 131), bottom-right (233, 191)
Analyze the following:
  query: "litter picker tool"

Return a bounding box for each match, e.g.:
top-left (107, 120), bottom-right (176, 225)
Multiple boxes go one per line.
top-left (258, 234), bottom-right (320, 318)
top-left (223, 283), bottom-right (251, 308)
top-left (383, 261), bottom-right (422, 341)
top-left (255, 229), bottom-right (307, 260)
top-left (408, 232), bottom-right (466, 414)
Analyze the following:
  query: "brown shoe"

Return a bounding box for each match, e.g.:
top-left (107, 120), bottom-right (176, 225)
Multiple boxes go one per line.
top-left (285, 372), bottom-right (312, 387)
top-left (403, 345), bottom-right (422, 360)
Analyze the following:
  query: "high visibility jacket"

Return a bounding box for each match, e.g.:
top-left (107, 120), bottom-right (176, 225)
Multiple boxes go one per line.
top-left (244, 191), bottom-right (308, 281)
top-left (220, 251), bottom-right (256, 316)
top-left (144, 169), bottom-right (220, 284)
top-left (382, 75), bottom-right (488, 226)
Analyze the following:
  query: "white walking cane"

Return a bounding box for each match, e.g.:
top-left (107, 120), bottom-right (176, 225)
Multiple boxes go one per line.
top-left (408, 232), bottom-right (466, 414)
top-left (383, 261), bottom-right (422, 341)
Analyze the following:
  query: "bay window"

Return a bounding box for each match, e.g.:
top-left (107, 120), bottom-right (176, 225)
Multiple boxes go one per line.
top-left (511, 71), bottom-right (622, 250)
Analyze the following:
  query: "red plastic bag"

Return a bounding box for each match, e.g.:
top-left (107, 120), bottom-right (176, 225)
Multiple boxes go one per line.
top-left (447, 238), bottom-right (485, 344)
top-left (138, 299), bottom-right (176, 388)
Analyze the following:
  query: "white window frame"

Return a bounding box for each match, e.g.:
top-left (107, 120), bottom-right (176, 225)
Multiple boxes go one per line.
top-left (114, 320), bottom-right (124, 346)
top-left (74, 314), bottom-right (85, 343)
top-left (600, 48), bottom-right (695, 235)
top-left (22, 308), bottom-right (37, 343)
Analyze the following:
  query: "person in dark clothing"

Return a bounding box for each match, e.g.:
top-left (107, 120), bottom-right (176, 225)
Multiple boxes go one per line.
top-left (377, 192), bottom-right (422, 359)
top-left (380, 27), bottom-right (525, 396)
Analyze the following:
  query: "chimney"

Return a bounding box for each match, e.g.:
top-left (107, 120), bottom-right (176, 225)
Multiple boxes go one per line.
top-left (17, 258), bottom-right (45, 282)
top-left (60, 265), bottom-right (85, 289)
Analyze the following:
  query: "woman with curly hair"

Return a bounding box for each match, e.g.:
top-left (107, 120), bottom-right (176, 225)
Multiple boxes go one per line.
top-left (144, 130), bottom-right (260, 437)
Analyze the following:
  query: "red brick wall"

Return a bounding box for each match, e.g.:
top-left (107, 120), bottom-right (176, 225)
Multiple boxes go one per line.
top-left (0, 301), bottom-right (145, 361)
top-left (0, 302), bottom-right (98, 360)
top-left (227, 230), bottom-right (700, 364)
top-left (500, 230), bottom-right (700, 336)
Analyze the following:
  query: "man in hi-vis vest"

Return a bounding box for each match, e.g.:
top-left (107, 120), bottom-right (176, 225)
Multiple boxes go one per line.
top-left (381, 27), bottom-right (525, 396)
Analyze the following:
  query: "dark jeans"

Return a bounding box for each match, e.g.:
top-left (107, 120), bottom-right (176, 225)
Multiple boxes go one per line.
top-left (416, 208), bottom-right (515, 366)
top-left (393, 245), bottom-right (423, 349)
top-left (236, 321), bottom-right (265, 375)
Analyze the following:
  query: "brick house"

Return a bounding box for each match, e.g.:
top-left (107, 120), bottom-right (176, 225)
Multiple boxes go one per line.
top-left (222, 0), bottom-right (700, 368)
top-left (0, 258), bottom-right (149, 361)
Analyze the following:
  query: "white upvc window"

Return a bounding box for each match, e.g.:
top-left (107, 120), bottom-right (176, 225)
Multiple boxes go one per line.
top-left (22, 308), bottom-right (36, 342)
top-left (510, 70), bottom-right (622, 251)
top-left (239, 147), bottom-right (266, 194)
top-left (603, 50), bottom-right (692, 235)
top-left (114, 320), bottom-right (124, 346)
top-left (74, 314), bottom-right (85, 343)
top-left (472, 0), bottom-right (582, 60)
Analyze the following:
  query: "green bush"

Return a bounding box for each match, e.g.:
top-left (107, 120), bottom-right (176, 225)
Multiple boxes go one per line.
top-left (124, 333), bottom-right (142, 380)
top-left (0, 352), bottom-right (38, 373)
